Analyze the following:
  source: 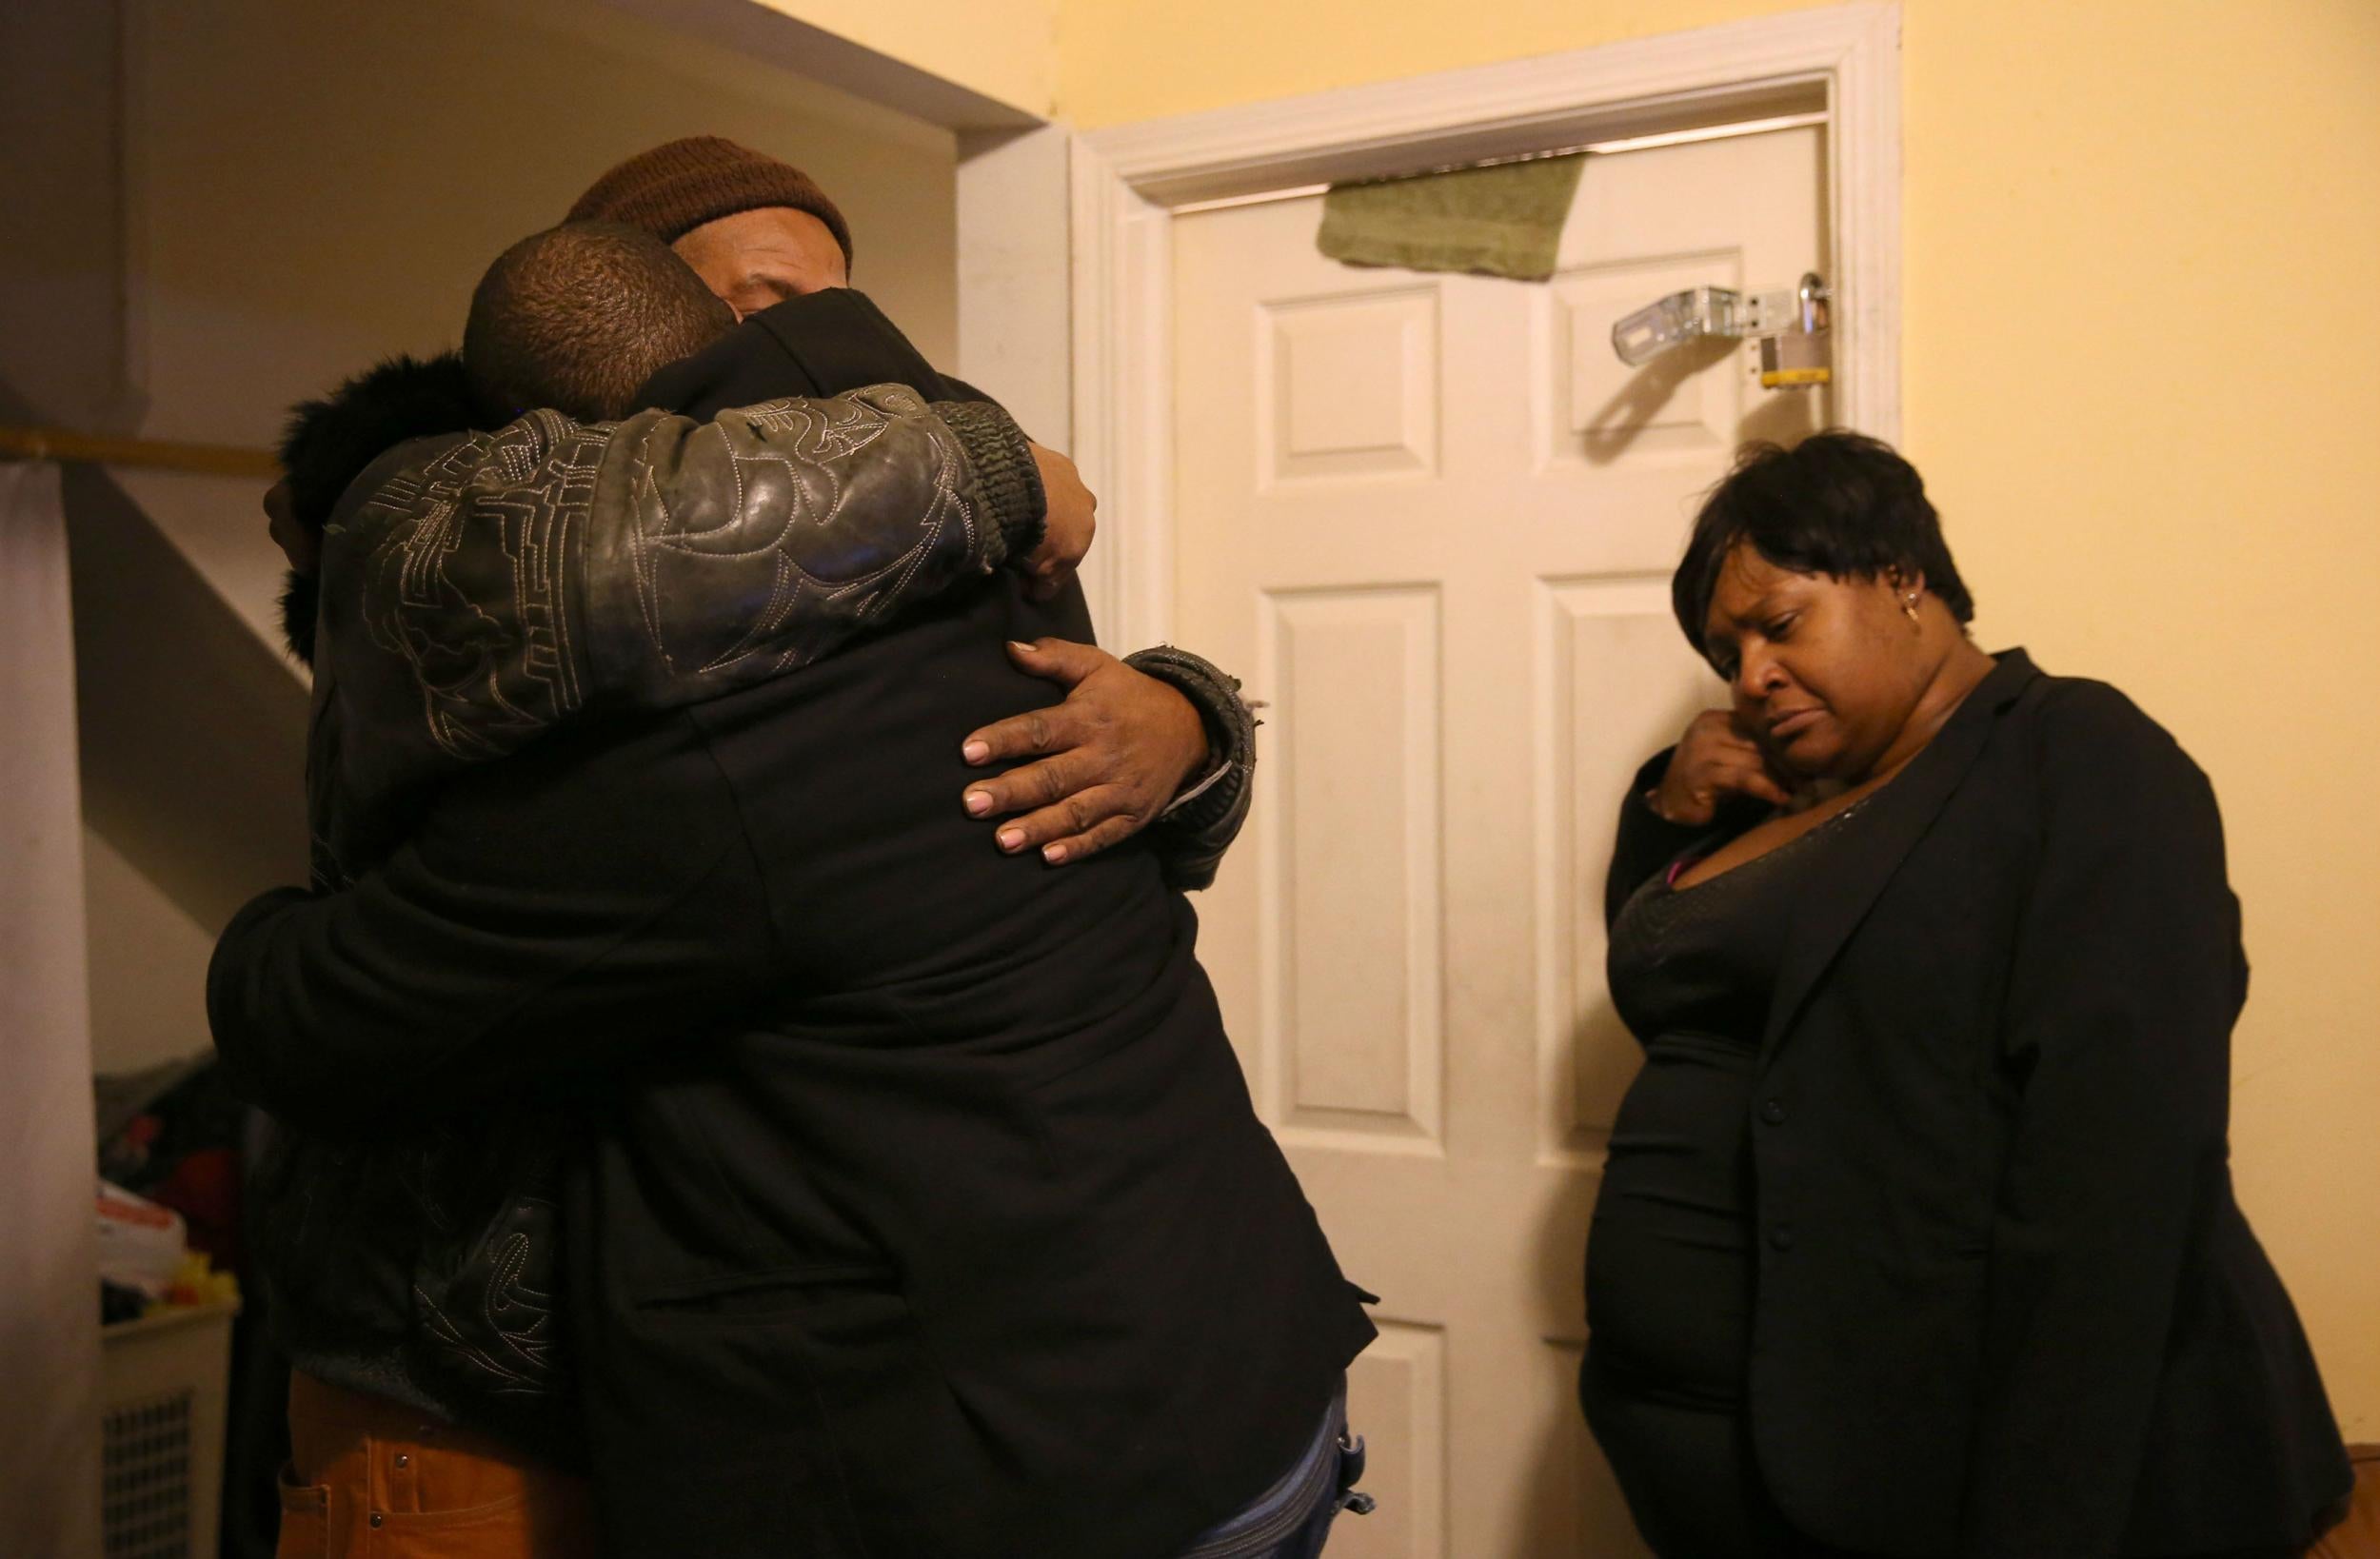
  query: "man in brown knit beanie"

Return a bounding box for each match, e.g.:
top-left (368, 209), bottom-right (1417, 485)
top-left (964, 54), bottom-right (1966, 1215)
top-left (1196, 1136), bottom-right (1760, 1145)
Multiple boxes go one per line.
top-left (568, 135), bottom-right (855, 318)
top-left (569, 134), bottom-right (1253, 869)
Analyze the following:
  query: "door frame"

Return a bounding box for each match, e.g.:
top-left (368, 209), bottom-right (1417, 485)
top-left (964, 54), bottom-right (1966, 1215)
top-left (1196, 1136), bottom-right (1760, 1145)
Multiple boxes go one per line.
top-left (1066, 3), bottom-right (1902, 649)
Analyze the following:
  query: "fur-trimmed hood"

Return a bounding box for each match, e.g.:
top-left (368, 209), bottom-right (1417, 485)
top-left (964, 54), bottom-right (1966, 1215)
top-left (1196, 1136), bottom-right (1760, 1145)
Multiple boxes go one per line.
top-left (278, 351), bottom-right (484, 531)
top-left (276, 351), bottom-right (487, 662)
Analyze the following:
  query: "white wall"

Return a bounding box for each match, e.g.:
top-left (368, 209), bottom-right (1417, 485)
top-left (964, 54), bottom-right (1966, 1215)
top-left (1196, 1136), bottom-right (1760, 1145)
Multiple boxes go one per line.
top-left (82, 827), bottom-right (220, 1077)
top-left (0, 464), bottom-right (104, 1559)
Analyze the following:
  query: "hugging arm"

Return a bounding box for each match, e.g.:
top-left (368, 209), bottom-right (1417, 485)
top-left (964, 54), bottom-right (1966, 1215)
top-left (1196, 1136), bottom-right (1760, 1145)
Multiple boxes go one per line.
top-left (958, 629), bottom-right (1258, 893)
top-left (212, 712), bottom-right (770, 1138)
top-left (320, 385), bottom-right (1047, 811)
top-left (943, 569), bottom-right (1259, 890)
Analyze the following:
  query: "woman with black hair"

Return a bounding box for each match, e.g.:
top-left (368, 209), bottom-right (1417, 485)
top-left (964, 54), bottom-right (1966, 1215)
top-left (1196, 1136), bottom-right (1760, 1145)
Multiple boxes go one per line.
top-left (1579, 432), bottom-right (2350, 1558)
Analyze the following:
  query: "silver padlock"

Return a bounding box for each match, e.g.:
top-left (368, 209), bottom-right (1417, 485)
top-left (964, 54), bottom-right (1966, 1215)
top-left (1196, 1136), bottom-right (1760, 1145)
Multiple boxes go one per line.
top-left (1759, 272), bottom-right (1832, 389)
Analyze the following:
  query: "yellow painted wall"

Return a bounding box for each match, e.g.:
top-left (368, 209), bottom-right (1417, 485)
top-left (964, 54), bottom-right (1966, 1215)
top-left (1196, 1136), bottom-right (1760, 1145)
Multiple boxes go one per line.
top-left (134, 0), bottom-right (962, 454)
top-left (1057, 1), bottom-right (2380, 1436)
top-left (758, 0), bottom-right (1058, 117)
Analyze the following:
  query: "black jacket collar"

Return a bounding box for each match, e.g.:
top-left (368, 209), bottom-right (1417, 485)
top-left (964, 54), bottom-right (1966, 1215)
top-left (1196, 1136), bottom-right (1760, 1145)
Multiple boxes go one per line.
top-left (1759, 647), bottom-right (2042, 1068)
top-left (631, 287), bottom-right (960, 423)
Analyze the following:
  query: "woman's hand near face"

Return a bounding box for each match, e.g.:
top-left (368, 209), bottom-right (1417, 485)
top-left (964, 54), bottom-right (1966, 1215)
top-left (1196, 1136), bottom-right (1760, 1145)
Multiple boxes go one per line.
top-left (1650, 709), bottom-right (1794, 826)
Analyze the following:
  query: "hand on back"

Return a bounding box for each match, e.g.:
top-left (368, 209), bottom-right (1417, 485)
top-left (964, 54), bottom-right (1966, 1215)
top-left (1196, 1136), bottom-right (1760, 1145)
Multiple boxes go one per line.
top-left (960, 640), bottom-right (1209, 867)
top-left (960, 450), bottom-right (1208, 868)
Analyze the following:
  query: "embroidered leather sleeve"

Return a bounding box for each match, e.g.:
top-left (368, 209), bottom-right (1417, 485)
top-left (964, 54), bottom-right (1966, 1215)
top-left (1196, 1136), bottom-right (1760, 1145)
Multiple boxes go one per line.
top-left (576, 386), bottom-right (1016, 708)
top-left (317, 386), bottom-right (1039, 864)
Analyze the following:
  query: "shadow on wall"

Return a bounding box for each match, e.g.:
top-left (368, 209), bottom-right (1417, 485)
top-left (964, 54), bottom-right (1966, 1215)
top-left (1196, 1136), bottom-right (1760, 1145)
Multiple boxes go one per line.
top-left (1578, 335), bottom-right (1736, 464)
top-left (1577, 336), bottom-right (1821, 465)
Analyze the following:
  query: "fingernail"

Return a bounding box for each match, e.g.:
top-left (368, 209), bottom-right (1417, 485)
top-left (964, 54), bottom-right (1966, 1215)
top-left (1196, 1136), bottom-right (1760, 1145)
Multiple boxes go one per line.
top-left (1042, 844), bottom-right (1067, 865)
top-left (962, 740), bottom-right (990, 763)
top-left (1008, 641), bottom-right (1036, 655)
top-left (963, 791), bottom-right (991, 817)
top-left (999, 828), bottom-right (1025, 851)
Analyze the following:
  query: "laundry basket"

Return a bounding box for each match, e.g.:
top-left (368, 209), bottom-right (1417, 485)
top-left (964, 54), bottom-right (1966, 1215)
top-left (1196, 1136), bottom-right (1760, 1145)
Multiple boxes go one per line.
top-left (100, 1298), bottom-right (239, 1559)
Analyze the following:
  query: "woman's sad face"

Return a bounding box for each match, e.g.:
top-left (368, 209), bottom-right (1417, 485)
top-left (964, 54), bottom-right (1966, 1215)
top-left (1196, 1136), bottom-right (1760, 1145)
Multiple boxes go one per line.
top-left (1699, 543), bottom-right (1934, 785)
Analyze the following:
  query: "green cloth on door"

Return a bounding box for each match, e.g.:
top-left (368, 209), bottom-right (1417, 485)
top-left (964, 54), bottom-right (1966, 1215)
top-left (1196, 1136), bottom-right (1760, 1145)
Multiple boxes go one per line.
top-left (1316, 154), bottom-right (1587, 282)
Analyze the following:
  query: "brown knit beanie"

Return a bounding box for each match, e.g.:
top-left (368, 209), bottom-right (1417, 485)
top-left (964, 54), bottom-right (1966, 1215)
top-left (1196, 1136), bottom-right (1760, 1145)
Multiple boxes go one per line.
top-left (565, 136), bottom-right (854, 267)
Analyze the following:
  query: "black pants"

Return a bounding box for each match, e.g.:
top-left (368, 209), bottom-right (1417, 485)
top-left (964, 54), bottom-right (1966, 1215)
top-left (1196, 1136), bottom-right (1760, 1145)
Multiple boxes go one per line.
top-left (1578, 1350), bottom-right (2305, 1559)
top-left (1579, 1349), bottom-right (1843, 1559)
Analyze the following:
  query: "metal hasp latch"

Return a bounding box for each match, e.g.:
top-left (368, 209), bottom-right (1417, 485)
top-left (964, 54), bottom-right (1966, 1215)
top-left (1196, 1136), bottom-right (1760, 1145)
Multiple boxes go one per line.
top-left (1611, 271), bottom-right (1832, 389)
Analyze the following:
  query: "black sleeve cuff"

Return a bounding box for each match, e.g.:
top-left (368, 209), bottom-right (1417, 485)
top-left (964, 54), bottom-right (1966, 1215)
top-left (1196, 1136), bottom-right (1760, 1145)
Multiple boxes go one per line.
top-left (931, 399), bottom-right (1045, 566)
top-left (1124, 645), bottom-right (1258, 892)
top-left (1604, 747), bottom-right (1721, 926)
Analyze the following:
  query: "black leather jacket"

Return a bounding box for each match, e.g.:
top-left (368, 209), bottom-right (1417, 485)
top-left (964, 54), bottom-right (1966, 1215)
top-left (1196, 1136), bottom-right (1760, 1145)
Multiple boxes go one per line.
top-left (231, 354), bottom-right (1259, 1457)
top-left (307, 384), bottom-right (1041, 879)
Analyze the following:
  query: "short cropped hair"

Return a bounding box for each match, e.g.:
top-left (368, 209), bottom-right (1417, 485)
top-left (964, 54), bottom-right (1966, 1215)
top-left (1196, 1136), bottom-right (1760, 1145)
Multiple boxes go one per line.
top-left (1672, 431), bottom-right (1976, 657)
top-left (463, 221), bottom-right (734, 424)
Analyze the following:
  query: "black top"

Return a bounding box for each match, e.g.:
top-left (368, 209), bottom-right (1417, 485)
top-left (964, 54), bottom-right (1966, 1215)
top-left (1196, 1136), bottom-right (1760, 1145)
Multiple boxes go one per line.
top-left (1609, 805), bottom-right (1873, 1038)
top-left (1590, 803), bottom-right (1870, 1403)
top-left (1596, 654), bottom-right (2350, 1557)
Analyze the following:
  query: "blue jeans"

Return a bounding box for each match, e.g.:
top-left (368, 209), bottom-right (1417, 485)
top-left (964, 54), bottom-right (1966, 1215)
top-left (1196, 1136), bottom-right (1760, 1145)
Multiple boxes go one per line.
top-left (1176, 1384), bottom-right (1374, 1559)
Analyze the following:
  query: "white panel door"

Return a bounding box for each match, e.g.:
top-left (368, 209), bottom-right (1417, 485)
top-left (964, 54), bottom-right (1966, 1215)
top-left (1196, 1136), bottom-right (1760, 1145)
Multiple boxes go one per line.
top-left (1172, 126), bottom-right (1830, 1556)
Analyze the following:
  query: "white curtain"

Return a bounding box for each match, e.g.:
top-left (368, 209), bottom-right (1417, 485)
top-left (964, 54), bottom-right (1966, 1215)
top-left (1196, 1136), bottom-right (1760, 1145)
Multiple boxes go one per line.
top-left (0, 461), bottom-right (102, 1558)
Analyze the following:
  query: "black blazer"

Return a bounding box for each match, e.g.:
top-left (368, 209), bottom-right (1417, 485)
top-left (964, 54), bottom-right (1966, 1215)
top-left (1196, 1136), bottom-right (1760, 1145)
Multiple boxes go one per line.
top-left (214, 574), bottom-right (1375, 1558)
top-left (1605, 650), bottom-right (2349, 1558)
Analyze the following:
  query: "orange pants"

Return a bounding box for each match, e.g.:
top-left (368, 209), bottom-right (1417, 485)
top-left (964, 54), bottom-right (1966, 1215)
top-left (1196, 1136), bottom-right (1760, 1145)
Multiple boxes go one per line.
top-left (277, 1372), bottom-right (599, 1558)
